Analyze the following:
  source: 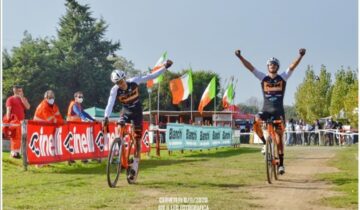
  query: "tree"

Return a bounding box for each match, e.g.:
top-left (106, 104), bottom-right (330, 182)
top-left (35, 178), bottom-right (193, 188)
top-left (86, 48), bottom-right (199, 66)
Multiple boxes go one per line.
top-left (329, 67), bottom-right (357, 117)
top-left (295, 65), bottom-right (332, 123)
top-left (3, 0), bottom-right (122, 118)
top-left (3, 32), bottom-right (58, 118)
top-left (53, 0), bottom-right (120, 114)
top-left (343, 81), bottom-right (358, 128)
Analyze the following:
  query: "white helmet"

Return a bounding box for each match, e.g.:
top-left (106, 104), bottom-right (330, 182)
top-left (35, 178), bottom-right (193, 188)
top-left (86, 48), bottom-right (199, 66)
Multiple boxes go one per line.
top-left (267, 57), bottom-right (280, 67)
top-left (111, 70), bottom-right (126, 83)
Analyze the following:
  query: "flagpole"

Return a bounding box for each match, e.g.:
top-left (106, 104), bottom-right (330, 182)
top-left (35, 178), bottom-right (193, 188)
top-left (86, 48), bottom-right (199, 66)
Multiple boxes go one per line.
top-left (148, 89), bottom-right (152, 124)
top-left (157, 83), bottom-right (160, 125)
top-left (191, 93), bottom-right (193, 123)
top-left (214, 90), bottom-right (216, 126)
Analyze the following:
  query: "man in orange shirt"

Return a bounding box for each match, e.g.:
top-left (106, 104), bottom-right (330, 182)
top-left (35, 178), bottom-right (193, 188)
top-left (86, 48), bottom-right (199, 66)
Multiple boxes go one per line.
top-left (34, 90), bottom-right (64, 124)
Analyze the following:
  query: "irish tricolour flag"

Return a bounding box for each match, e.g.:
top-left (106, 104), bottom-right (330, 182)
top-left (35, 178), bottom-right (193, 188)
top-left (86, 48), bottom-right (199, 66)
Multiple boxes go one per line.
top-left (169, 71), bottom-right (193, 105)
top-left (146, 52), bottom-right (167, 88)
top-left (198, 77), bottom-right (216, 114)
top-left (222, 83), bottom-right (234, 109)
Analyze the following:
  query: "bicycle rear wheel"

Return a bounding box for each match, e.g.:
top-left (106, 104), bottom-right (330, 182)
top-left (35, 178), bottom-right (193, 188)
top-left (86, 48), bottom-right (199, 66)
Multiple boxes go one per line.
top-left (265, 137), bottom-right (273, 184)
top-left (107, 138), bottom-right (123, 188)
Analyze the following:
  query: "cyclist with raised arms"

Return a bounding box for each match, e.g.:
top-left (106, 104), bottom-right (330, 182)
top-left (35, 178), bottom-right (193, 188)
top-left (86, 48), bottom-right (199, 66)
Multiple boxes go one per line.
top-left (235, 48), bottom-right (306, 174)
top-left (103, 59), bottom-right (173, 181)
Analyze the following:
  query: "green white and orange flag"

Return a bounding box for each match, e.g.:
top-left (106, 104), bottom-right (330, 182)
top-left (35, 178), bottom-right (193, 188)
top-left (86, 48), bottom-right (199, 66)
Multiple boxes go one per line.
top-left (146, 52), bottom-right (167, 88)
top-left (169, 70), bottom-right (193, 105)
top-left (198, 77), bottom-right (216, 114)
top-left (222, 83), bottom-right (234, 109)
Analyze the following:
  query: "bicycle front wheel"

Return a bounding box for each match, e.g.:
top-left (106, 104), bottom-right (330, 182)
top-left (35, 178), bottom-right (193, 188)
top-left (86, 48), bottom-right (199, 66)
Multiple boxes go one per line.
top-left (273, 141), bottom-right (279, 181)
top-left (107, 138), bottom-right (123, 188)
top-left (126, 141), bottom-right (139, 184)
top-left (265, 137), bottom-right (273, 184)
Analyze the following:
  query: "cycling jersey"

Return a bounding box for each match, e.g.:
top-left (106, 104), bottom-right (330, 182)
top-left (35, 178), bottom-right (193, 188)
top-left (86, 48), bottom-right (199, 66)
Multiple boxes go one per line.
top-left (252, 68), bottom-right (293, 116)
top-left (104, 65), bottom-right (167, 118)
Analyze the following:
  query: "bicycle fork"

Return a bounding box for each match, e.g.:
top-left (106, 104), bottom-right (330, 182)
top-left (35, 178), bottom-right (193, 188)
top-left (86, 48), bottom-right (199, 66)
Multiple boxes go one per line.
top-left (270, 142), bottom-right (280, 166)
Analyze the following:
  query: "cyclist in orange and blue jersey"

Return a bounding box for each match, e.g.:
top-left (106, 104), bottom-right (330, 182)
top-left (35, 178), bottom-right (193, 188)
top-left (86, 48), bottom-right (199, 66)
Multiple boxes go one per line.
top-left (235, 48), bottom-right (306, 174)
top-left (103, 59), bottom-right (173, 181)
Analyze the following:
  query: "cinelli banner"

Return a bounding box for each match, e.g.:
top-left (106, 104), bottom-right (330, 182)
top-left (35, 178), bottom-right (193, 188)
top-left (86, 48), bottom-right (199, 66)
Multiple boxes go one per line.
top-left (166, 123), bottom-right (232, 150)
top-left (22, 120), bottom-right (150, 166)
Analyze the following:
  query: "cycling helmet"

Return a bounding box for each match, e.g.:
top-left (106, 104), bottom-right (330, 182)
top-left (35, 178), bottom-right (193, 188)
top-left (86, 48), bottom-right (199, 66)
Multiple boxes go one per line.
top-left (111, 69), bottom-right (126, 83)
top-left (266, 57), bottom-right (280, 67)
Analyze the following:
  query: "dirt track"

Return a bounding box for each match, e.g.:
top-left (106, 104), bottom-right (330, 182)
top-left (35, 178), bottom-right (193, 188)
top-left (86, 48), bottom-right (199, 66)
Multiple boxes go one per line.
top-left (246, 147), bottom-right (346, 210)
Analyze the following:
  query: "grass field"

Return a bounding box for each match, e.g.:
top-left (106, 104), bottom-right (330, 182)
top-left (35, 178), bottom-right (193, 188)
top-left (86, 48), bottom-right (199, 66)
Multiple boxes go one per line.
top-left (3, 146), bottom-right (266, 210)
top-left (316, 145), bottom-right (358, 209)
top-left (2, 145), bottom-right (358, 210)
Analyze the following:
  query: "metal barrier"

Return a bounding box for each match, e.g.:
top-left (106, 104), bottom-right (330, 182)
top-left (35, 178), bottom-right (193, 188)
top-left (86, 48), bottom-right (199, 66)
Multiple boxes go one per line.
top-left (145, 127), bottom-right (358, 157)
top-left (232, 129), bottom-right (358, 146)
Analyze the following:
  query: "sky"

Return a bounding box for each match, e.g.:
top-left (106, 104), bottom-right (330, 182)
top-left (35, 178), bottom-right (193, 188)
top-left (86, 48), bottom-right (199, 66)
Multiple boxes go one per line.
top-left (2, 0), bottom-right (358, 106)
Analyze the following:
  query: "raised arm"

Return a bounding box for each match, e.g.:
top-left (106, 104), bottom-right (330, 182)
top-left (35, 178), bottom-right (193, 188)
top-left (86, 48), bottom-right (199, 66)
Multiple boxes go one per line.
top-left (288, 48), bottom-right (306, 71)
top-left (235, 50), bottom-right (256, 72)
top-left (129, 60), bottom-right (173, 84)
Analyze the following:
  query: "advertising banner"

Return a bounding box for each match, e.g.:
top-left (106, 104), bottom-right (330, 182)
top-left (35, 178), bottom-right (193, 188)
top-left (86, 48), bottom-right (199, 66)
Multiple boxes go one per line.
top-left (166, 123), bottom-right (232, 151)
top-left (25, 120), bottom-right (150, 165)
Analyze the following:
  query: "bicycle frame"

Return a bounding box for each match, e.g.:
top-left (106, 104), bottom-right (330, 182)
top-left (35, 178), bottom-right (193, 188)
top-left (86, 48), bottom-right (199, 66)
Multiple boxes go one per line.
top-left (262, 120), bottom-right (283, 166)
top-left (116, 123), bottom-right (137, 169)
top-left (264, 120), bottom-right (283, 144)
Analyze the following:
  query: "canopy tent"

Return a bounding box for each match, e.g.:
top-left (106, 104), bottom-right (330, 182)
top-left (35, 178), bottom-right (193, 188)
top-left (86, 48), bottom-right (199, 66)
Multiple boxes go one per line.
top-left (84, 107), bottom-right (120, 120)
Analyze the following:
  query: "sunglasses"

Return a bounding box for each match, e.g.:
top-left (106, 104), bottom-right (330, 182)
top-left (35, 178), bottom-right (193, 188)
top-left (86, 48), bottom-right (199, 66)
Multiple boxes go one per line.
top-left (77, 96), bottom-right (84, 98)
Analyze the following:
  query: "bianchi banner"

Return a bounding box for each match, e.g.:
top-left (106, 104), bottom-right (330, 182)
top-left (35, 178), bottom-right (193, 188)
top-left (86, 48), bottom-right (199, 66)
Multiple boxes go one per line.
top-left (166, 123), bottom-right (232, 151)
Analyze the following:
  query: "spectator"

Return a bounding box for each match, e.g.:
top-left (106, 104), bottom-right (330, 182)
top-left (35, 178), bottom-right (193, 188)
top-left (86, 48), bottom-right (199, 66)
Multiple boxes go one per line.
top-left (324, 118), bottom-right (334, 145)
top-left (5, 85), bottom-right (31, 158)
top-left (66, 91), bottom-right (95, 164)
top-left (314, 119), bottom-right (322, 130)
top-left (311, 119), bottom-right (322, 145)
top-left (304, 123), bottom-right (311, 145)
top-left (34, 90), bottom-right (64, 123)
top-left (33, 90), bottom-right (63, 167)
top-left (295, 121), bottom-right (302, 145)
top-left (67, 91), bottom-right (95, 122)
top-left (335, 122), bottom-right (344, 145)
top-left (286, 118), bottom-right (295, 146)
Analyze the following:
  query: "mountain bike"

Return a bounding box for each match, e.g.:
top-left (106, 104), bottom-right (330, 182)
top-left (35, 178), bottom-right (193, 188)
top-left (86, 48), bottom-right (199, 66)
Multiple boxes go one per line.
top-left (105, 121), bottom-right (139, 188)
top-left (261, 119), bottom-right (283, 184)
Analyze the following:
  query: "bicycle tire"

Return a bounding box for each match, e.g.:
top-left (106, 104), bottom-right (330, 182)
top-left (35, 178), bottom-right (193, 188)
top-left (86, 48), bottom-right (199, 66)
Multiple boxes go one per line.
top-left (126, 141), bottom-right (139, 184)
top-left (265, 136), bottom-right (273, 184)
top-left (107, 137), bottom-right (123, 188)
top-left (273, 140), bottom-right (279, 181)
